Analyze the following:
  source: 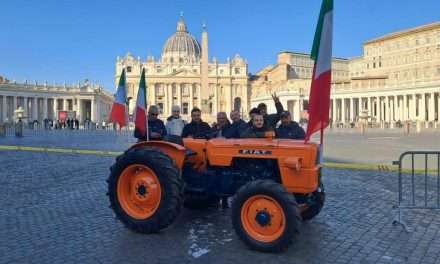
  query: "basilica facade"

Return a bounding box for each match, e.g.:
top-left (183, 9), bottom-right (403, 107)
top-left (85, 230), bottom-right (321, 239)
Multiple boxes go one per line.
top-left (116, 16), bottom-right (249, 121)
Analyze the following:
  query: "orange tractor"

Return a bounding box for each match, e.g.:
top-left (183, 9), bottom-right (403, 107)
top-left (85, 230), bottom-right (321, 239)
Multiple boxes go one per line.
top-left (107, 135), bottom-right (325, 252)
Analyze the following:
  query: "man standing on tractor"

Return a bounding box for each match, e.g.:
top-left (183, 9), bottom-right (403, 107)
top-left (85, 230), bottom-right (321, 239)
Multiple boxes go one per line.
top-left (166, 105), bottom-right (187, 136)
top-left (136, 105), bottom-right (167, 141)
top-left (210, 112), bottom-right (231, 138)
top-left (225, 110), bottom-right (248, 138)
top-left (257, 93), bottom-right (285, 129)
top-left (181, 107), bottom-right (211, 138)
top-left (240, 113), bottom-right (272, 138)
top-left (275, 111), bottom-right (306, 140)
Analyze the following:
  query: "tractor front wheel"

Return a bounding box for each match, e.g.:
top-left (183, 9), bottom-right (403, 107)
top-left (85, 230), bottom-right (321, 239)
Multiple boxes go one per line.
top-left (232, 180), bottom-right (301, 252)
top-left (107, 147), bottom-right (183, 233)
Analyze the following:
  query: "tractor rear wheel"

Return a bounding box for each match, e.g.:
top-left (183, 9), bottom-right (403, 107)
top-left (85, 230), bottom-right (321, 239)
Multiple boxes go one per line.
top-left (232, 180), bottom-right (301, 252)
top-left (107, 147), bottom-right (183, 233)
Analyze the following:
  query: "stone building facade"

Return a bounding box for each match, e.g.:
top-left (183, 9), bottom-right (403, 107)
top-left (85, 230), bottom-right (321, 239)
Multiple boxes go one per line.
top-left (0, 78), bottom-right (114, 124)
top-left (251, 22), bottom-right (440, 127)
top-left (116, 16), bottom-right (249, 121)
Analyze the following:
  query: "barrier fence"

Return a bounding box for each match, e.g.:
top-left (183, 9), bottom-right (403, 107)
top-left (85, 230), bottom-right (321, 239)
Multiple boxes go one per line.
top-left (392, 151), bottom-right (440, 231)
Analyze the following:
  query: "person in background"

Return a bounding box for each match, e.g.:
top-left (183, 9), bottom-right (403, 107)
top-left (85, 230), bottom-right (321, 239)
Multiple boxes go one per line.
top-left (257, 93), bottom-right (284, 129)
top-left (224, 110), bottom-right (248, 138)
top-left (181, 107), bottom-right (211, 138)
top-left (210, 112), bottom-right (231, 138)
top-left (275, 111), bottom-right (305, 140)
top-left (166, 105), bottom-right (186, 136)
top-left (240, 113), bottom-right (272, 138)
top-left (247, 107), bottom-right (261, 127)
top-left (148, 105), bottom-right (167, 140)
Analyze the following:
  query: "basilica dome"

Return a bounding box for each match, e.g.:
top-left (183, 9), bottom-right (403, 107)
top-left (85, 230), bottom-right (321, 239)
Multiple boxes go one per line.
top-left (161, 17), bottom-right (201, 63)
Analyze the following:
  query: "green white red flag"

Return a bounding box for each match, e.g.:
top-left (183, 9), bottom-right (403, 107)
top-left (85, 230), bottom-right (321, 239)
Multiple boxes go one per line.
top-left (134, 68), bottom-right (148, 139)
top-left (305, 0), bottom-right (333, 143)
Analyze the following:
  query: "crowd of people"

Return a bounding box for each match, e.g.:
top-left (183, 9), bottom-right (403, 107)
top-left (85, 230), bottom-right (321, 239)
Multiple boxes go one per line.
top-left (136, 93), bottom-right (306, 141)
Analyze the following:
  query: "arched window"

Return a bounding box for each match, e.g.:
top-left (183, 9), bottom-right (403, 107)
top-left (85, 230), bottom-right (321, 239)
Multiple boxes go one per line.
top-left (234, 97), bottom-right (241, 112)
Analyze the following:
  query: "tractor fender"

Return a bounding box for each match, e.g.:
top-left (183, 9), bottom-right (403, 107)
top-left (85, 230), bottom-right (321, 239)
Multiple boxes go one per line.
top-left (127, 141), bottom-right (186, 169)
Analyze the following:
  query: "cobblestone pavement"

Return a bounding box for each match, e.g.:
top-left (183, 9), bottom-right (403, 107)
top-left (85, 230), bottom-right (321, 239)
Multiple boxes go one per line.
top-left (1, 147), bottom-right (440, 264)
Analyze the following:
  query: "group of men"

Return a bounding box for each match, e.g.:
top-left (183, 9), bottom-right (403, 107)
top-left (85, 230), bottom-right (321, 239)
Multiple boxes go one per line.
top-left (136, 93), bottom-right (305, 141)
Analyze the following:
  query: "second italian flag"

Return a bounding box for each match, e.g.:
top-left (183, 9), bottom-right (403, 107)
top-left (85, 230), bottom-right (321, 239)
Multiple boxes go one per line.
top-left (305, 0), bottom-right (333, 143)
top-left (134, 68), bottom-right (148, 139)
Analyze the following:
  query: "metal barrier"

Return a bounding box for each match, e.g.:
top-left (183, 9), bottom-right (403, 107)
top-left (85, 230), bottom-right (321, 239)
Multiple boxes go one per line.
top-left (392, 151), bottom-right (440, 231)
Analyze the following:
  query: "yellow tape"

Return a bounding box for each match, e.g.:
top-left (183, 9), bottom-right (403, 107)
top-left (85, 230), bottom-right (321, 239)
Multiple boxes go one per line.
top-left (0, 145), bottom-right (121, 157)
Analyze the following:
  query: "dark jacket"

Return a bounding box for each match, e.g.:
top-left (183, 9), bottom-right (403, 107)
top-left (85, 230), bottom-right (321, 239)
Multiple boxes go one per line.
top-left (240, 126), bottom-right (271, 138)
top-left (224, 119), bottom-right (248, 138)
top-left (276, 121), bottom-right (305, 140)
top-left (210, 122), bottom-right (231, 138)
top-left (135, 118), bottom-right (167, 140)
top-left (264, 101), bottom-right (284, 129)
top-left (181, 121), bottom-right (211, 138)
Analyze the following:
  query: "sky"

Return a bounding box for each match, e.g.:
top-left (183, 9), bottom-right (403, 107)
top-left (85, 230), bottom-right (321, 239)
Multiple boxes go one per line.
top-left (0, 0), bottom-right (439, 92)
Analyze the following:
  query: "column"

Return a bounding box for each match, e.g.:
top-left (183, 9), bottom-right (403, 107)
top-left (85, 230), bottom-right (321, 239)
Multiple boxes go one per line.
top-left (53, 98), bottom-right (58, 120)
top-left (332, 99), bottom-right (336, 122)
top-left (22, 97), bottom-right (28, 116)
top-left (43, 98), bottom-right (48, 119)
top-left (189, 83), bottom-right (193, 113)
top-left (91, 99), bottom-right (95, 122)
top-left (358, 98), bottom-right (362, 120)
top-left (428, 93), bottom-right (435, 121)
top-left (420, 93), bottom-right (426, 121)
top-left (77, 99), bottom-right (82, 121)
top-left (368, 97), bottom-right (372, 118)
top-left (378, 97), bottom-right (382, 121)
top-left (403, 95), bottom-right (408, 120)
top-left (1, 96), bottom-right (6, 122)
top-left (168, 84), bottom-right (173, 116)
top-left (390, 96), bottom-right (395, 121)
top-left (32, 97), bottom-right (38, 121)
top-left (213, 84), bottom-right (218, 115)
top-left (383, 97), bottom-right (388, 122)
top-left (13, 96), bottom-right (17, 112)
top-left (349, 98), bottom-right (354, 122)
top-left (149, 83), bottom-right (154, 106)
top-left (341, 98), bottom-right (346, 123)
top-left (411, 94), bottom-right (417, 120)
top-left (177, 84), bottom-right (182, 109)
top-left (63, 98), bottom-right (67, 111)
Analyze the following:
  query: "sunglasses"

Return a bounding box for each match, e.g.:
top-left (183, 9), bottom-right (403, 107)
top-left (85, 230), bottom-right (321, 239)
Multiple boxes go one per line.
top-left (150, 113), bottom-right (158, 116)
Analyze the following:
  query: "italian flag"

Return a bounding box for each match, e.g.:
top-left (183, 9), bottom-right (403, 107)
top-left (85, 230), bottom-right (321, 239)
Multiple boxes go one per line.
top-left (305, 0), bottom-right (333, 143)
top-left (134, 68), bottom-right (148, 139)
top-left (110, 69), bottom-right (127, 128)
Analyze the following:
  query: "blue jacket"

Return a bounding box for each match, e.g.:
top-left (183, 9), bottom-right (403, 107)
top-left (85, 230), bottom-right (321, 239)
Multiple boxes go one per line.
top-left (275, 121), bottom-right (305, 140)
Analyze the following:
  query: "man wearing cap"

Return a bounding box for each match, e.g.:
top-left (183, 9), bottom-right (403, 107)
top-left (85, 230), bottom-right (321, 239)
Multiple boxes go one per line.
top-left (166, 105), bottom-right (187, 136)
top-left (136, 105), bottom-right (167, 141)
top-left (275, 111), bottom-right (305, 140)
top-left (257, 93), bottom-right (285, 129)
